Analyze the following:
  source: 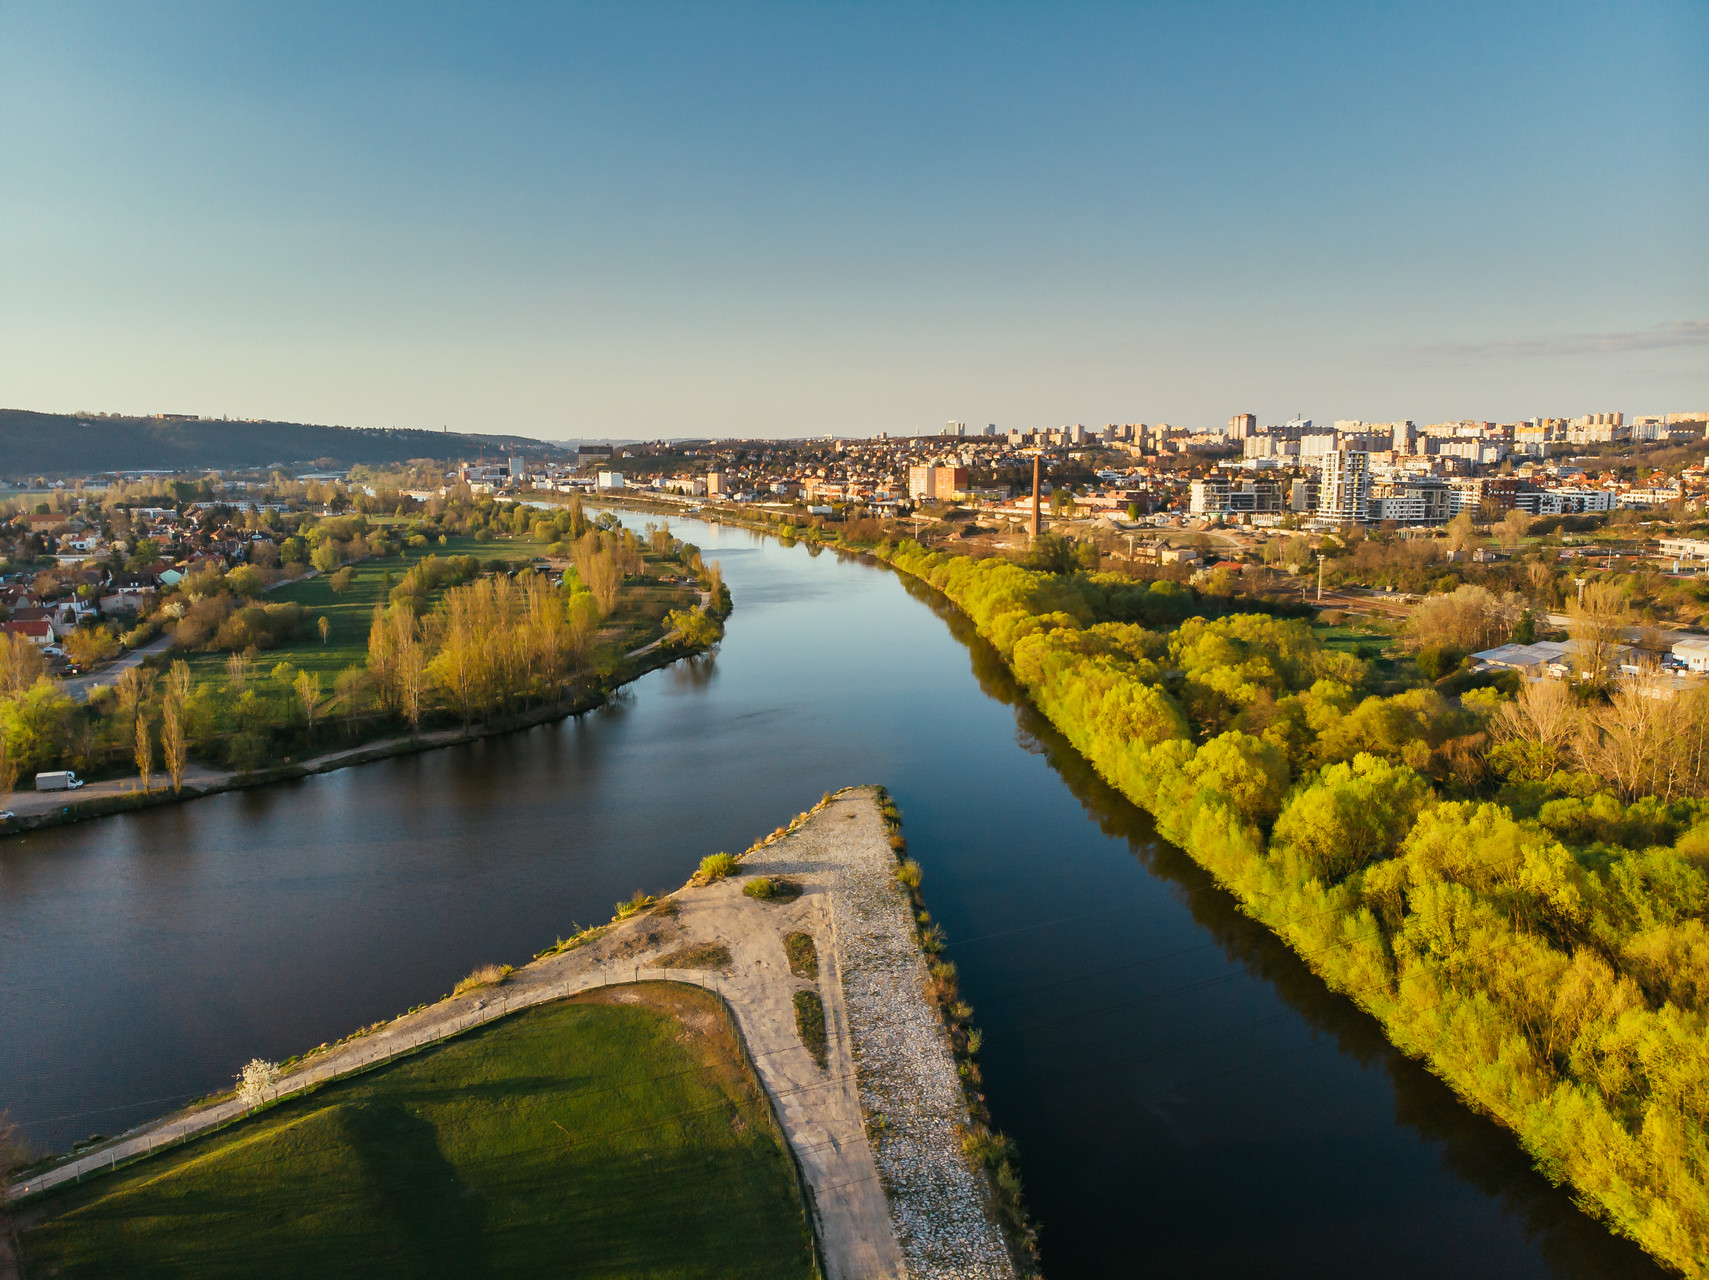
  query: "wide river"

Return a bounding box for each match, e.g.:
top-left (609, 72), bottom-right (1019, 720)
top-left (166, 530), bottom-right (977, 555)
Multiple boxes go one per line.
top-left (0, 515), bottom-right (1665, 1278)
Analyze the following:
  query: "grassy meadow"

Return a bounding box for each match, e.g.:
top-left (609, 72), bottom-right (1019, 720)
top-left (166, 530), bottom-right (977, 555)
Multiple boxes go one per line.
top-left (17, 985), bottom-right (815, 1280)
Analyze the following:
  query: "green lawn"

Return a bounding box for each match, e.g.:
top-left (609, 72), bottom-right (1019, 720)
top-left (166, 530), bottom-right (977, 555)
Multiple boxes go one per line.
top-left (19, 985), bottom-right (815, 1280)
top-left (175, 539), bottom-right (552, 685)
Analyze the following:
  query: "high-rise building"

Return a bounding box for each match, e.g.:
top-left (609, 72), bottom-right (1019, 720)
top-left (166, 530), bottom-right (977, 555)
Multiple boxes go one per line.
top-left (1392, 420), bottom-right (1416, 455)
top-left (1228, 413), bottom-right (1257, 439)
top-left (1318, 450), bottom-right (1371, 522)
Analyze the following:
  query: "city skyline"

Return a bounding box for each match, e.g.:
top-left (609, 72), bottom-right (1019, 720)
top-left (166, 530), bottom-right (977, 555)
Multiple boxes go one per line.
top-left (1, 2), bottom-right (1704, 438)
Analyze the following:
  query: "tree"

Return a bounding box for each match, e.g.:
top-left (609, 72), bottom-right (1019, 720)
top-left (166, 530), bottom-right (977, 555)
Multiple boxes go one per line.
top-left (0, 724), bottom-right (16, 812)
top-left (0, 632), bottom-right (45, 700)
top-left (667, 607), bottom-right (719, 649)
top-left (1489, 677), bottom-right (1579, 781)
top-left (235, 1058), bottom-right (280, 1110)
top-left (1444, 511), bottom-right (1478, 555)
top-left (1497, 508), bottom-right (1533, 548)
top-left (134, 714), bottom-right (153, 791)
top-left (1273, 754), bottom-right (1430, 881)
top-left (1567, 579), bottom-right (1628, 686)
top-left (294, 669), bottom-right (322, 737)
top-left (318, 615), bottom-right (331, 645)
top-left (162, 696), bottom-right (187, 792)
top-left (1408, 584), bottom-right (1523, 654)
top-left (329, 566), bottom-right (355, 594)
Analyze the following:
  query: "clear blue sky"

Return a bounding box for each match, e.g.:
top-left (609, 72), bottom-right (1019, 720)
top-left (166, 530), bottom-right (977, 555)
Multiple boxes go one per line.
top-left (1, 2), bottom-right (1704, 439)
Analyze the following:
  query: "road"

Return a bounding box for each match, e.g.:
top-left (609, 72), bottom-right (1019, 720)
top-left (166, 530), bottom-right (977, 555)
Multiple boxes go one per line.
top-left (59, 635), bottom-right (173, 703)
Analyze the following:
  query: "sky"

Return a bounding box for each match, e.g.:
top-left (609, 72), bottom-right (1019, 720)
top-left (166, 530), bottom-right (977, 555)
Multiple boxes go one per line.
top-left (1, 2), bottom-right (1705, 440)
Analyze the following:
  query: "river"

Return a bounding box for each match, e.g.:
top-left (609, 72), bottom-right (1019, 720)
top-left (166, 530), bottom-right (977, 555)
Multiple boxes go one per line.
top-left (0, 515), bottom-right (1665, 1279)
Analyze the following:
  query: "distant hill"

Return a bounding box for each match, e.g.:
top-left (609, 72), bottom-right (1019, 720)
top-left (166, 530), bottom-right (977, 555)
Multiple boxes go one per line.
top-left (0, 410), bottom-right (571, 476)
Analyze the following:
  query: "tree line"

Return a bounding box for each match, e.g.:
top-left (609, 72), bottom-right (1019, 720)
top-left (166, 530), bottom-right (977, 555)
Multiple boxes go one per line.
top-left (875, 537), bottom-right (1709, 1278)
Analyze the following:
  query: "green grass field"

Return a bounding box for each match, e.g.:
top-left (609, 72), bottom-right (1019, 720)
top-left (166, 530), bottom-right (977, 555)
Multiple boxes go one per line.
top-left (18, 985), bottom-right (815, 1280)
top-left (175, 538), bottom-right (551, 685)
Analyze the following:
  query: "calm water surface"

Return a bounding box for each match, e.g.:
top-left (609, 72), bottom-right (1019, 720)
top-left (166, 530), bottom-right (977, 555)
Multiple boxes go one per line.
top-left (0, 517), bottom-right (1664, 1279)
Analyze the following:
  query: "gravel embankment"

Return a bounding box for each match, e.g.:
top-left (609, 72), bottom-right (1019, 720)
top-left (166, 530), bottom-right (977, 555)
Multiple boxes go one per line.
top-left (825, 796), bottom-right (1016, 1280)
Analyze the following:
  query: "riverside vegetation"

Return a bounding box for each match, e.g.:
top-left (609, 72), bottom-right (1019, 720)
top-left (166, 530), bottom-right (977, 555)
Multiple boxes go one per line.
top-left (0, 502), bottom-right (726, 810)
top-left (854, 539), bottom-right (1709, 1276)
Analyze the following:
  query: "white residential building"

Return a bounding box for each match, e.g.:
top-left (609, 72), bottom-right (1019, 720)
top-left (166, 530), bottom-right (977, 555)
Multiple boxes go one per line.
top-left (1318, 450), bottom-right (1371, 522)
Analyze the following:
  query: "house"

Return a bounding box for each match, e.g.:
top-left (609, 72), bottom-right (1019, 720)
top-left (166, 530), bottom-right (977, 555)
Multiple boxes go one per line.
top-left (1, 618), bottom-right (54, 648)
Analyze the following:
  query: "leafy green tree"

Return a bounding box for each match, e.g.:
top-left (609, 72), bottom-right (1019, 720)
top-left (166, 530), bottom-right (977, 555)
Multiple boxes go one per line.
top-left (1273, 754), bottom-right (1430, 881)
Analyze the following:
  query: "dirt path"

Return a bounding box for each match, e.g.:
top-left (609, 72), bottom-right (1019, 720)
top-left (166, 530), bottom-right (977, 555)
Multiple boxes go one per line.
top-left (5, 787), bottom-right (1012, 1280)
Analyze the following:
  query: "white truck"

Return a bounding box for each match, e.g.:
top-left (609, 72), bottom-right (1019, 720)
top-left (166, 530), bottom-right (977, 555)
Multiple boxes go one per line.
top-left (34, 771), bottom-right (85, 792)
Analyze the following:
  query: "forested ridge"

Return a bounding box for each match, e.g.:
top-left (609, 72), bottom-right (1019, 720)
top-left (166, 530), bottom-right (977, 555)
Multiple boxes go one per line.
top-left (0, 409), bottom-right (558, 474)
top-left (873, 539), bottom-right (1708, 1277)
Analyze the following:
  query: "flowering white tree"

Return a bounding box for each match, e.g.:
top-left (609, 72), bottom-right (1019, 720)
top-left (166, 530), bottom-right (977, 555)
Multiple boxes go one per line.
top-left (235, 1058), bottom-right (280, 1109)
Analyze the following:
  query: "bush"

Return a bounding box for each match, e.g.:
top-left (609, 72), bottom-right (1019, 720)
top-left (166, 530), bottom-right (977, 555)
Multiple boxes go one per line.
top-left (613, 890), bottom-right (654, 920)
top-left (743, 876), bottom-right (802, 903)
top-left (1416, 643), bottom-right (1467, 680)
top-left (784, 931), bottom-right (818, 979)
top-left (451, 963), bottom-right (512, 997)
top-left (793, 990), bottom-right (827, 1068)
top-left (697, 852), bottom-right (737, 883)
top-left (895, 859), bottom-right (922, 889)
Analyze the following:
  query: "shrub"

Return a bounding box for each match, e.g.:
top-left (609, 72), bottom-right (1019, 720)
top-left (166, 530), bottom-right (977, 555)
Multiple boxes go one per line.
top-left (613, 890), bottom-right (654, 919)
top-left (743, 876), bottom-right (802, 903)
top-left (784, 931), bottom-right (818, 979)
top-left (793, 990), bottom-right (827, 1068)
top-left (697, 852), bottom-right (737, 883)
top-left (895, 859), bottom-right (922, 889)
top-left (451, 963), bottom-right (512, 996)
top-left (654, 943), bottom-right (733, 970)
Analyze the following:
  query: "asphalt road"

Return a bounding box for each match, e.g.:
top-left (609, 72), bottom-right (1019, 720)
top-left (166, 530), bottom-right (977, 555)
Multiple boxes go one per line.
top-left (59, 634), bottom-right (173, 703)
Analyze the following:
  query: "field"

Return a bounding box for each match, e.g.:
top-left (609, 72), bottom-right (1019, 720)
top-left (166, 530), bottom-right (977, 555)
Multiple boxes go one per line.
top-left (17, 985), bottom-right (815, 1280)
top-left (175, 536), bottom-right (553, 685)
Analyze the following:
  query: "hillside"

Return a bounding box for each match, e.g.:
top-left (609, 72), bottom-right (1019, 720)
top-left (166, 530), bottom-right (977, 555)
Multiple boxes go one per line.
top-left (0, 409), bottom-right (570, 476)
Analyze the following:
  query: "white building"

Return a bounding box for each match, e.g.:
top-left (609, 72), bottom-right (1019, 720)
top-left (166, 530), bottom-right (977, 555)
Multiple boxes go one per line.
top-left (1671, 637), bottom-right (1709, 672)
top-left (595, 470), bottom-right (625, 491)
top-left (1659, 537), bottom-right (1709, 562)
top-left (1318, 450), bottom-right (1371, 521)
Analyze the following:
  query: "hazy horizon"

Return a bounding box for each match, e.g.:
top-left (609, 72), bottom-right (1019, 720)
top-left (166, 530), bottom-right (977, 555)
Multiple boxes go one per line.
top-left (2, 2), bottom-right (1704, 438)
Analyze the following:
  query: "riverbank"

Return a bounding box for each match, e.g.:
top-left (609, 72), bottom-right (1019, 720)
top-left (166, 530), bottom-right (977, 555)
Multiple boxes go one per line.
top-left (574, 502), bottom-right (1699, 1277)
top-left (1, 590), bottom-right (723, 841)
top-left (7, 788), bottom-right (1021, 1280)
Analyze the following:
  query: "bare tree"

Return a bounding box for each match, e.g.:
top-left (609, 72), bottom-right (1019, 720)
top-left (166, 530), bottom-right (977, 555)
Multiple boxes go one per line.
top-left (1567, 579), bottom-right (1629, 686)
top-left (1497, 509), bottom-right (1533, 548)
